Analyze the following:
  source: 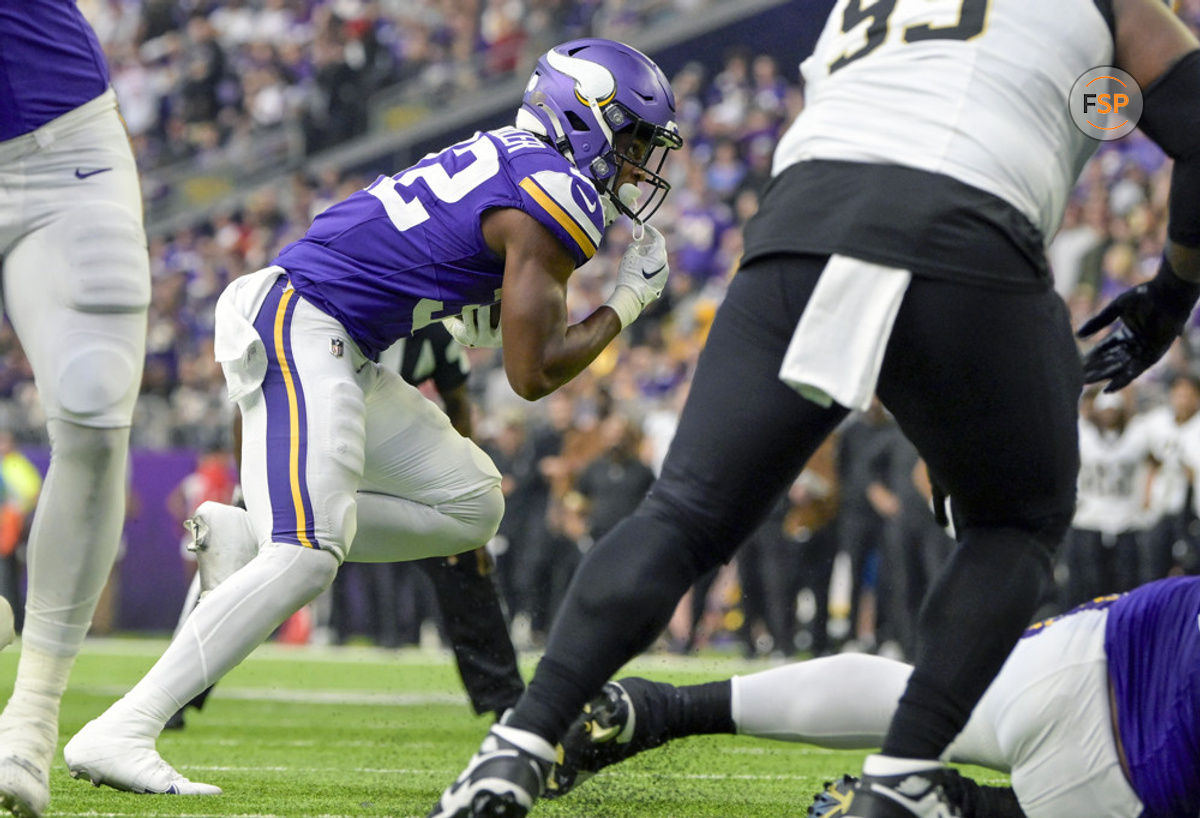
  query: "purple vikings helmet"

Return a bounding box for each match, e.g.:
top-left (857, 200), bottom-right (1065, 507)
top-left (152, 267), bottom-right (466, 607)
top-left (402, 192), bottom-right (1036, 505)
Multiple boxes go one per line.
top-left (516, 39), bottom-right (683, 224)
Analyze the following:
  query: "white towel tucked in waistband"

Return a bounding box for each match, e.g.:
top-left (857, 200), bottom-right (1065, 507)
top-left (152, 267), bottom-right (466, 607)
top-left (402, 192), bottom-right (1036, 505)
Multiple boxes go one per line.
top-left (778, 254), bottom-right (911, 413)
top-left (214, 266), bottom-right (285, 402)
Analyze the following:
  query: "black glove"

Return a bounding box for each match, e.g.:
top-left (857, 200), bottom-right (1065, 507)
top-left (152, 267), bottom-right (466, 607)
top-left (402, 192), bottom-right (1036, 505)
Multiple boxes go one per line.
top-left (1078, 258), bottom-right (1200, 392)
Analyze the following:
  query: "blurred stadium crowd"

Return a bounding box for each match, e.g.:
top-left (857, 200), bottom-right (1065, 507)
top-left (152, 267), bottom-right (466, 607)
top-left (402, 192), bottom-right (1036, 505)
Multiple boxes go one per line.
top-left (79, 0), bottom-right (715, 175)
top-left (4, 0), bottom-right (1200, 659)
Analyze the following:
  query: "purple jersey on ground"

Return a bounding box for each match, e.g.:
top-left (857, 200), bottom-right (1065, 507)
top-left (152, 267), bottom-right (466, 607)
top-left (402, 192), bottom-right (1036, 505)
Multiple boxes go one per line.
top-left (276, 126), bottom-right (607, 360)
top-left (1106, 575), bottom-right (1200, 818)
top-left (0, 0), bottom-right (109, 140)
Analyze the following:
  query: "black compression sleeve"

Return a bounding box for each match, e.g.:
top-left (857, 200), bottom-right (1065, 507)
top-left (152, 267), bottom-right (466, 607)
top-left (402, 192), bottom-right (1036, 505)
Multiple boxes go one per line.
top-left (1169, 159), bottom-right (1200, 247)
top-left (1139, 49), bottom-right (1200, 247)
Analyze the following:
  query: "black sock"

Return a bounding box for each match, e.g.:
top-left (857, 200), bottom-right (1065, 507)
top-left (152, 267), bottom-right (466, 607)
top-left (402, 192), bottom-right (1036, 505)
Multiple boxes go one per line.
top-left (972, 784), bottom-right (1026, 818)
top-left (506, 513), bottom-right (702, 742)
top-left (882, 527), bottom-right (1051, 759)
top-left (662, 680), bottom-right (734, 739)
top-left (943, 770), bottom-right (1026, 818)
top-left (594, 678), bottom-right (733, 751)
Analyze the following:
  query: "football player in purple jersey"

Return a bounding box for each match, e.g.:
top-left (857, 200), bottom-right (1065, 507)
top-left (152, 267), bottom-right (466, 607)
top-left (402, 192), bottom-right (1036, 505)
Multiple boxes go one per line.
top-left (0, 3), bottom-right (152, 816)
top-left (62, 38), bottom-right (682, 798)
top-left (545, 576), bottom-right (1200, 818)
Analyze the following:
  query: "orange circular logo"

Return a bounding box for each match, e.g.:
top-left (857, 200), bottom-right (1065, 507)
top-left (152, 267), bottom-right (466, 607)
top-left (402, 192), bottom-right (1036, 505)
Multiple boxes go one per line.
top-left (1069, 67), bottom-right (1143, 141)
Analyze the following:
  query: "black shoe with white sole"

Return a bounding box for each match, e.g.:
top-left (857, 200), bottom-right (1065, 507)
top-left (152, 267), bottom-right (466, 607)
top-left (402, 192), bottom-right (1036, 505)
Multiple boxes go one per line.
top-left (428, 724), bottom-right (555, 818)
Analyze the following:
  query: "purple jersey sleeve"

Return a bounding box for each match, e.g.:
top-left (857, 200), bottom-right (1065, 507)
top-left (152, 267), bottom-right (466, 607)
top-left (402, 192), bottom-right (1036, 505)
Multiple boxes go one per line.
top-left (0, 0), bottom-right (109, 139)
top-left (1105, 576), bottom-right (1200, 818)
top-left (503, 132), bottom-right (606, 267)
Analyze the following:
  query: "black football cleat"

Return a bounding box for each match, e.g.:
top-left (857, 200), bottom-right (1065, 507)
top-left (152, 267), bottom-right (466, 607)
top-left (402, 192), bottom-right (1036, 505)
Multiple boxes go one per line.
top-left (843, 760), bottom-right (964, 818)
top-left (808, 775), bottom-right (858, 817)
top-left (429, 724), bottom-right (555, 818)
top-left (548, 678), bottom-right (674, 798)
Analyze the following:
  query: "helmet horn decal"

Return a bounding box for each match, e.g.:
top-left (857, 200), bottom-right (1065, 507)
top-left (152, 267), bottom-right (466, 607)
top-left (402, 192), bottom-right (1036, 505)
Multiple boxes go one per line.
top-left (545, 48), bottom-right (617, 106)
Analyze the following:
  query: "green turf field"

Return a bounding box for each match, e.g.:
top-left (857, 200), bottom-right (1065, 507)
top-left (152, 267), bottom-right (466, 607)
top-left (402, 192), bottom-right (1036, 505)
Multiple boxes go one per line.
top-left (0, 639), bottom-right (1005, 817)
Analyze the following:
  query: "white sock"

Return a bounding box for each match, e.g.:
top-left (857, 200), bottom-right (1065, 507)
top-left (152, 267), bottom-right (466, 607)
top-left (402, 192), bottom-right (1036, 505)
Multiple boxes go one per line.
top-left (98, 543), bottom-right (338, 737)
top-left (0, 647), bottom-right (73, 767)
top-left (730, 654), bottom-right (911, 748)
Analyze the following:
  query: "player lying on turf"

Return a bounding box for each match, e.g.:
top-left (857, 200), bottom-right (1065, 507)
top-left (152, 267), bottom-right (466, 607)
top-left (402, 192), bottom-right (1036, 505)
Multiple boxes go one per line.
top-left (548, 576), bottom-right (1200, 818)
top-left (61, 37), bottom-right (681, 797)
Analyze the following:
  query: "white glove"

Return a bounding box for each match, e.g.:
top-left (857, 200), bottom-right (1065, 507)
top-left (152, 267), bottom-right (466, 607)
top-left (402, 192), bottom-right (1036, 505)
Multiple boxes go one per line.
top-left (604, 224), bottom-right (669, 329)
top-left (443, 303), bottom-right (503, 348)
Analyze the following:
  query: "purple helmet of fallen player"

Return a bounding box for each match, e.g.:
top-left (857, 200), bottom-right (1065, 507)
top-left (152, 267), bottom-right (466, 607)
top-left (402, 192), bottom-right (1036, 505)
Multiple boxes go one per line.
top-left (516, 38), bottom-right (683, 225)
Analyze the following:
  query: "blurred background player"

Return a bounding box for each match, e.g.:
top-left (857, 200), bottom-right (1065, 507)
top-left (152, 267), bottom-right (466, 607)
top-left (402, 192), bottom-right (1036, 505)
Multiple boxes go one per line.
top-left (1062, 389), bottom-right (1152, 608)
top-left (432, 1), bottom-right (1200, 817)
top-left (1139, 371), bottom-right (1200, 583)
top-left (167, 321), bottom-right (524, 729)
top-left (63, 37), bottom-right (681, 798)
top-left (0, 3), bottom-right (151, 816)
top-left (548, 575), bottom-right (1200, 818)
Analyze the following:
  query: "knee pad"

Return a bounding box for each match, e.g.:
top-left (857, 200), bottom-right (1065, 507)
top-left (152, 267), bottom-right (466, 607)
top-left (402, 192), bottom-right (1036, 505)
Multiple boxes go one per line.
top-left (55, 339), bottom-right (143, 423)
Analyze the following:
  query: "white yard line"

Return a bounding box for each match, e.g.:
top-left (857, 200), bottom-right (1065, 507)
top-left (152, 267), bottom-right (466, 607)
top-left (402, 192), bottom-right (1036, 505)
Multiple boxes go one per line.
top-left (181, 765), bottom-right (823, 781)
top-left (65, 638), bottom-right (778, 676)
top-left (79, 685), bottom-right (465, 706)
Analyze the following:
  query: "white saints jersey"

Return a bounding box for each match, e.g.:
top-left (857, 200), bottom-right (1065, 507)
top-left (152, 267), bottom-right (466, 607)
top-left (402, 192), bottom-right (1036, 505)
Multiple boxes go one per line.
top-left (1074, 419), bottom-right (1153, 535)
top-left (775, 0), bottom-right (1114, 239)
top-left (1138, 406), bottom-right (1200, 519)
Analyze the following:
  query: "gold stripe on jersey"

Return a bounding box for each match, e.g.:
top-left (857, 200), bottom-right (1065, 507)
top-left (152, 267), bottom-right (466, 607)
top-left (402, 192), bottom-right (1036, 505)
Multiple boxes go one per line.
top-left (519, 177), bottom-right (598, 259)
top-left (273, 287), bottom-right (314, 549)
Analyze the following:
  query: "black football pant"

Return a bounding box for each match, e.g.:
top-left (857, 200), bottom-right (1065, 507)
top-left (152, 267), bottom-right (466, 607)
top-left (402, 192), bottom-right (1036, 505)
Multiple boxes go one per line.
top-left (418, 549), bottom-right (525, 718)
top-left (509, 254), bottom-right (1081, 760)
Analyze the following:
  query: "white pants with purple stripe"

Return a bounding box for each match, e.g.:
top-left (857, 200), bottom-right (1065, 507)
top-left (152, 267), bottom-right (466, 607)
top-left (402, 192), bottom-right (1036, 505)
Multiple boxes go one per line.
top-left (221, 267), bottom-right (503, 563)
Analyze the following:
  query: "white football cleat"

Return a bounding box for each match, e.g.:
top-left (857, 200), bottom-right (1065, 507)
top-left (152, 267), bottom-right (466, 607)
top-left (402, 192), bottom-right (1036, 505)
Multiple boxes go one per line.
top-left (428, 724), bottom-right (555, 818)
top-left (0, 753), bottom-right (49, 818)
top-left (185, 501), bottom-right (258, 595)
top-left (63, 721), bottom-right (221, 796)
